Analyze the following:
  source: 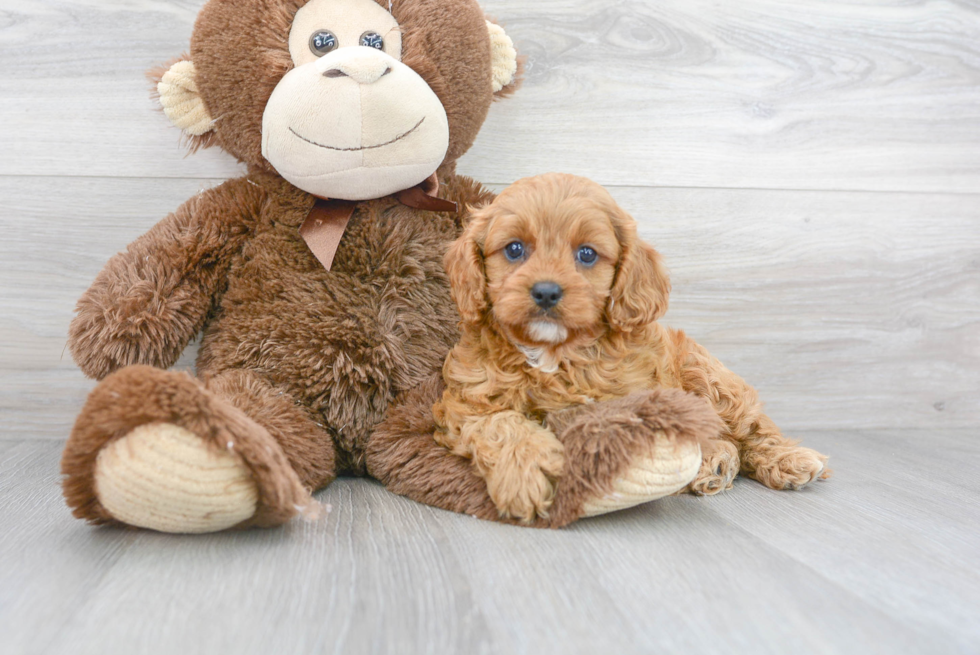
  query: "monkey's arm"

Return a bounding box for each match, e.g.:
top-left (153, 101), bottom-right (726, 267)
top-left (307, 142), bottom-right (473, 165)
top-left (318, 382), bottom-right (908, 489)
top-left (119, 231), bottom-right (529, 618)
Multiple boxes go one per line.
top-left (68, 177), bottom-right (266, 380)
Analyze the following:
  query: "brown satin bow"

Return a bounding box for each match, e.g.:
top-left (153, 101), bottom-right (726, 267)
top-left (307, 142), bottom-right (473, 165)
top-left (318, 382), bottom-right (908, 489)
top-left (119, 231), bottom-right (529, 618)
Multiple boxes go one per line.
top-left (299, 173), bottom-right (458, 271)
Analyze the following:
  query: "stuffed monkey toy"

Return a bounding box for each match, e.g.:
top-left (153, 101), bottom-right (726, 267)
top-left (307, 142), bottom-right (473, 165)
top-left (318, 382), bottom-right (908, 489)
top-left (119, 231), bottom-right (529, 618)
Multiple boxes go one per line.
top-left (62, 0), bottom-right (720, 533)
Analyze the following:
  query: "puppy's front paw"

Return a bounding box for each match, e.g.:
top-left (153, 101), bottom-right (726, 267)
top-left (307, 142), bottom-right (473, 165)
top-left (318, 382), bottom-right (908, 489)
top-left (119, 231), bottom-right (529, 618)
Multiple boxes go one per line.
top-left (485, 437), bottom-right (565, 523)
top-left (754, 446), bottom-right (830, 490)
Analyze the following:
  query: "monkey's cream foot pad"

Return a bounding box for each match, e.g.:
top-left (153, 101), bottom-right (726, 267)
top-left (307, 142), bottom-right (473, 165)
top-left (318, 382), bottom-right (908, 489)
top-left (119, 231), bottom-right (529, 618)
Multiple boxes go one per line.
top-left (94, 423), bottom-right (259, 533)
top-left (581, 437), bottom-right (701, 517)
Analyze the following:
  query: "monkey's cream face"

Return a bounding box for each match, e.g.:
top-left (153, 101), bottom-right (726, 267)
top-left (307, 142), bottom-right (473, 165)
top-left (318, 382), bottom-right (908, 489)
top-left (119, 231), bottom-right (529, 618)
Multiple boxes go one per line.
top-left (261, 0), bottom-right (450, 200)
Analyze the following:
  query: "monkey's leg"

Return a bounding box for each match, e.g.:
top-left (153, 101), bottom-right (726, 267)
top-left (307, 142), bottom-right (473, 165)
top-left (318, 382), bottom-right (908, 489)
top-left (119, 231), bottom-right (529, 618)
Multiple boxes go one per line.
top-left (62, 366), bottom-right (335, 533)
top-left (367, 376), bottom-right (719, 528)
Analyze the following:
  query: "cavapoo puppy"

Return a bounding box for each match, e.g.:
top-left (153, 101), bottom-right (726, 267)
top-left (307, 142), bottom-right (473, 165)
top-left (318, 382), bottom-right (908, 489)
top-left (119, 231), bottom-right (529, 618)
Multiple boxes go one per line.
top-left (433, 173), bottom-right (830, 521)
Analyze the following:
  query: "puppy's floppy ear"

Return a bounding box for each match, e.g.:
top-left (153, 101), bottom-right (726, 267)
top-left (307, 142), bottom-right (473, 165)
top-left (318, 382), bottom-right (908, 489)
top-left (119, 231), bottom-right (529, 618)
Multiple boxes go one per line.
top-left (445, 208), bottom-right (491, 324)
top-left (607, 209), bottom-right (671, 332)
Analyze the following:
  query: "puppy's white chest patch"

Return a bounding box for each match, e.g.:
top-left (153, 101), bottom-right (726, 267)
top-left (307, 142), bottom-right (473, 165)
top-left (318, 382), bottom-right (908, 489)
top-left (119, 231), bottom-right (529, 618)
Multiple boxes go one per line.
top-left (518, 345), bottom-right (559, 374)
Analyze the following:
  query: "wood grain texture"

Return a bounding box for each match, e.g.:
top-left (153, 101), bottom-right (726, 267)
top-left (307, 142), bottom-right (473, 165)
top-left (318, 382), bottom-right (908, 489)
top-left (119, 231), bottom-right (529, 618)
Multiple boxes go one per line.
top-left (2, 176), bottom-right (976, 440)
top-left (1, 0), bottom-right (980, 191)
top-left (463, 0), bottom-right (980, 192)
top-left (1, 431), bottom-right (978, 655)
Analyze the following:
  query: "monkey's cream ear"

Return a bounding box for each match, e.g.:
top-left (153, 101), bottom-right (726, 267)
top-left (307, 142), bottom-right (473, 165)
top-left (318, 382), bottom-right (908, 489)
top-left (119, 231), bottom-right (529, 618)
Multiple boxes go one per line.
top-left (486, 21), bottom-right (519, 95)
top-left (157, 60), bottom-right (215, 136)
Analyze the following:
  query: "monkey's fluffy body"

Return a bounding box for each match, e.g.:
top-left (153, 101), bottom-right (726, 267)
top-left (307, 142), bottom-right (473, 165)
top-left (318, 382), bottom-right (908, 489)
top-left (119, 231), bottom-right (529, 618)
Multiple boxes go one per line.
top-left (195, 173), bottom-right (481, 472)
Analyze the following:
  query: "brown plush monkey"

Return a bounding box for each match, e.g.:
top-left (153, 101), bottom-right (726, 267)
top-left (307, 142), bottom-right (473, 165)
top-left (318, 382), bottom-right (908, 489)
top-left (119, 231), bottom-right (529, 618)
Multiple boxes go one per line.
top-left (62, 0), bottom-right (720, 533)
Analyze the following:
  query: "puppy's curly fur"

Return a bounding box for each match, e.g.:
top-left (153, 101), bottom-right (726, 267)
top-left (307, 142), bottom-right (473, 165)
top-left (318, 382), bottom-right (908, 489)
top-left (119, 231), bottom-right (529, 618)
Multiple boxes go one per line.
top-left (433, 173), bottom-right (830, 521)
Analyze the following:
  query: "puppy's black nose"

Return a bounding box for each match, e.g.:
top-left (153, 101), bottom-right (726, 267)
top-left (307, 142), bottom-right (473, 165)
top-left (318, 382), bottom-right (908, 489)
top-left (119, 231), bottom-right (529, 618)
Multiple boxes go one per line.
top-left (531, 282), bottom-right (563, 310)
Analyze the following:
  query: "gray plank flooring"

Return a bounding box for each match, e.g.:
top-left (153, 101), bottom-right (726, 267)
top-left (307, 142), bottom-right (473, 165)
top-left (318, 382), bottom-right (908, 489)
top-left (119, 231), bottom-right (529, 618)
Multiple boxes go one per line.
top-left (1, 0), bottom-right (979, 652)
top-left (1, 431), bottom-right (978, 655)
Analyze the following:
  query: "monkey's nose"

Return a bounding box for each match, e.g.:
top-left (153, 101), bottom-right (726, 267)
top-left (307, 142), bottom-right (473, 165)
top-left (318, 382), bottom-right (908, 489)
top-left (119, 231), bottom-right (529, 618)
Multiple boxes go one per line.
top-left (321, 52), bottom-right (391, 84)
top-left (531, 282), bottom-right (563, 310)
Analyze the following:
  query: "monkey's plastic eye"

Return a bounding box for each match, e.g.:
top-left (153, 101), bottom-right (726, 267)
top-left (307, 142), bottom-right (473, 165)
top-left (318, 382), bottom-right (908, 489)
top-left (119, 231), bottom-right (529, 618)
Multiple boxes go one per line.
top-left (504, 241), bottom-right (525, 262)
top-left (360, 31), bottom-right (385, 50)
top-left (310, 31), bottom-right (338, 56)
top-left (576, 245), bottom-right (598, 266)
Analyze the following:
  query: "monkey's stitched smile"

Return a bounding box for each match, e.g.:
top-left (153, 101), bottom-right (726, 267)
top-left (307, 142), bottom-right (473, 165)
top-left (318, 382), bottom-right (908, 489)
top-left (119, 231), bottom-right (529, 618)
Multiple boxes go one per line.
top-left (289, 117), bottom-right (425, 152)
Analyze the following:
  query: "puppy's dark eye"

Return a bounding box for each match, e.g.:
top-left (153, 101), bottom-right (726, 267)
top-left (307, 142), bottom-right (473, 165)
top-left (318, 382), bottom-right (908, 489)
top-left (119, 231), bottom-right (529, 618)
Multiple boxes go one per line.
top-left (310, 31), bottom-right (338, 56)
top-left (504, 241), bottom-right (525, 262)
top-left (577, 245), bottom-right (598, 266)
top-left (360, 31), bottom-right (385, 50)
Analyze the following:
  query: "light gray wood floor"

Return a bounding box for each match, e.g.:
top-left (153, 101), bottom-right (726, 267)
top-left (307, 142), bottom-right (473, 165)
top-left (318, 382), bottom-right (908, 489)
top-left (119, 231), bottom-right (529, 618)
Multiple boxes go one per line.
top-left (2, 431), bottom-right (979, 654)
top-left (1, 0), bottom-right (979, 653)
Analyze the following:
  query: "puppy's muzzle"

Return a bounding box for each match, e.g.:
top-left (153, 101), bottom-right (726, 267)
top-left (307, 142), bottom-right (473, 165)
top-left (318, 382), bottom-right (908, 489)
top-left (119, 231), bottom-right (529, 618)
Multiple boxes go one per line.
top-left (531, 281), bottom-right (563, 310)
